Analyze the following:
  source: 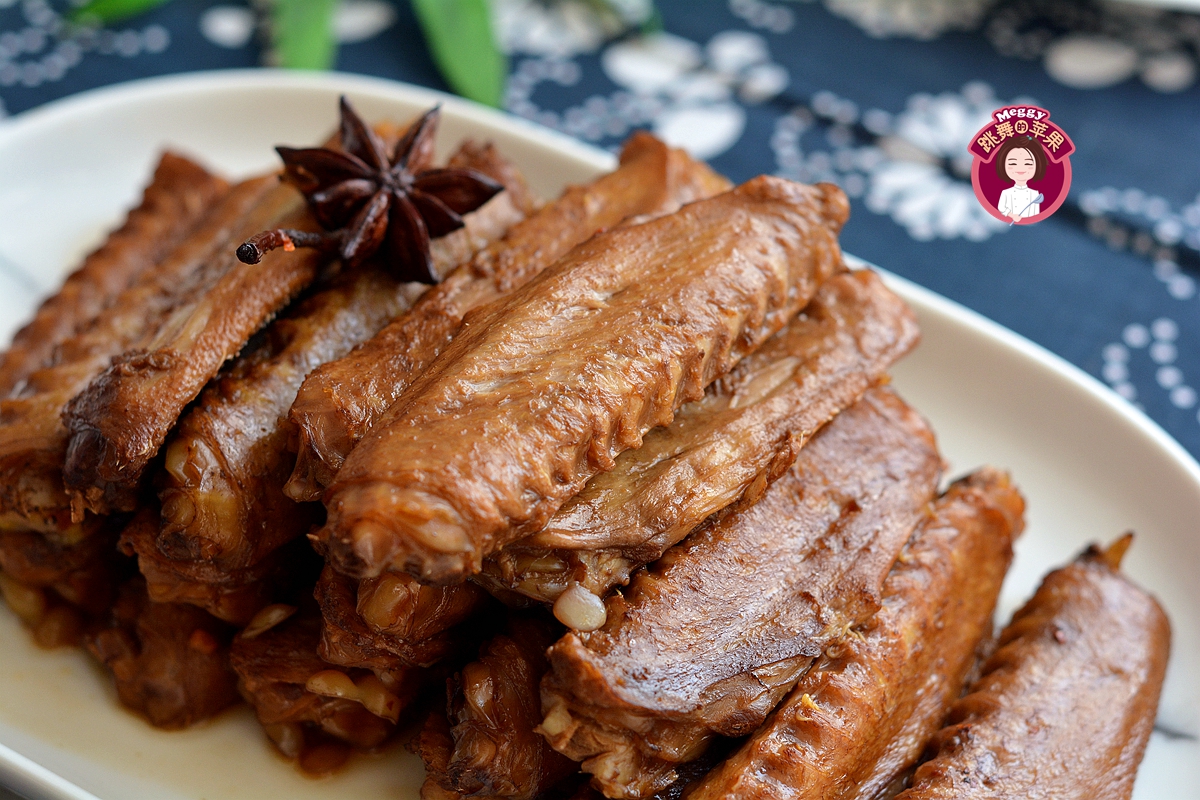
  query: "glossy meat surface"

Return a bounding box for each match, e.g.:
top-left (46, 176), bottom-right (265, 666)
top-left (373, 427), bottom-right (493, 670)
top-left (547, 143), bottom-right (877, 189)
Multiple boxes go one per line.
top-left (0, 522), bottom-right (132, 648)
top-left (0, 176), bottom-right (277, 532)
top-left (896, 537), bottom-right (1171, 800)
top-left (539, 387), bottom-right (940, 799)
top-left (85, 577), bottom-right (240, 729)
top-left (230, 610), bottom-right (416, 759)
top-left (316, 565), bottom-right (492, 669)
top-left (421, 614), bottom-right (577, 800)
top-left (286, 132), bottom-right (729, 500)
top-left (0, 524), bottom-right (128, 612)
top-left (0, 152), bottom-right (227, 397)
top-left (425, 140), bottom-right (538, 278)
top-left (155, 269), bottom-right (414, 569)
top-left (319, 176), bottom-right (849, 584)
top-left (483, 268), bottom-right (919, 607)
top-left (153, 141), bottom-right (531, 578)
top-left (119, 507), bottom-right (321, 625)
top-left (565, 741), bottom-right (739, 800)
top-left (61, 175), bottom-right (327, 515)
top-left (690, 469), bottom-right (1025, 800)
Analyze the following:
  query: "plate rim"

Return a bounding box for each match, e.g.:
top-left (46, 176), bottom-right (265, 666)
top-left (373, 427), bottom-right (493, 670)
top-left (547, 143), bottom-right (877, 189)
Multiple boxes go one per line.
top-left (1, 69), bottom-right (1198, 800)
top-left (0, 68), bottom-right (614, 173)
top-left (0, 743), bottom-right (98, 800)
top-left (867, 262), bottom-right (1200, 487)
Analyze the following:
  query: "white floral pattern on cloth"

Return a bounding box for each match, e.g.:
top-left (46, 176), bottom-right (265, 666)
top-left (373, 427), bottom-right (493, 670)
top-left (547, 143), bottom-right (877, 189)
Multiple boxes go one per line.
top-left (986, 0), bottom-right (1199, 93)
top-left (728, 0), bottom-right (795, 35)
top-left (1101, 318), bottom-right (1199, 426)
top-left (198, 1), bottom-right (396, 51)
top-left (507, 29), bottom-right (788, 160)
top-left (823, 0), bottom-right (992, 39)
top-left (332, 0), bottom-right (396, 43)
top-left (1087, 204), bottom-right (1199, 432)
top-left (1070, 188), bottom-right (1200, 330)
top-left (199, 5), bottom-right (256, 49)
top-left (822, 0), bottom-right (1200, 93)
top-left (1079, 187), bottom-right (1200, 271)
top-left (492, 0), bottom-right (653, 58)
top-left (772, 82), bottom-right (1010, 242)
top-left (0, 0), bottom-right (169, 91)
top-left (1148, 256), bottom-right (1199, 303)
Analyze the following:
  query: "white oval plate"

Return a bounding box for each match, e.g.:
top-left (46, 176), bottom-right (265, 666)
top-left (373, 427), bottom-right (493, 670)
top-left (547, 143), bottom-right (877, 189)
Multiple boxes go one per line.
top-left (0, 71), bottom-right (1197, 800)
top-left (1119, 0), bottom-right (1200, 9)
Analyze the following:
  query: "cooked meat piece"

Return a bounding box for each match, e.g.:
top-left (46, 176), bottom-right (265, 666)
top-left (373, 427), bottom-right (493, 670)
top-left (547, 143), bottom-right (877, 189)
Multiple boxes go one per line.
top-left (118, 507), bottom-right (320, 625)
top-left (416, 710), bottom-right (460, 800)
top-left (154, 269), bottom-right (418, 569)
top-left (85, 577), bottom-right (240, 729)
top-left (0, 568), bottom-right (93, 648)
top-left (132, 559), bottom-right (285, 628)
top-left (538, 387), bottom-right (940, 799)
top-left (0, 512), bottom-right (130, 650)
top-left (421, 614), bottom-right (577, 800)
top-left (689, 469), bottom-right (1025, 800)
top-left (230, 609), bottom-right (420, 760)
top-left (63, 136), bottom-right (534, 517)
top-left (895, 534), bottom-right (1171, 800)
top-left (0, 176), bottom-right (278, 534)
top-left (316, 565), bottom-right (492, 669)
top-left (0, 523), bottom-right (130, 612)
top-left (0, 153), bottom-right (228, 397)
top-left (153, 141), bottom-right (531, 575)
top-left (564, 739), bottom-right (740, 800)
top-left (637, 742), bottom-right (737, 800)
top-left (0, 520), bottom-right (135, 648)
top-left (285, 132), bottom-right (730, 501)
top-left (318, 176), bottom-right (849, 584)
top-left (481, 269), bottom-right (919, 612)
top-left (60, 173), bottom-right (331, 516)
top-left (418, 712), bottom-right (584, 800)
top-left (426, 140), bottom-right (538, 273)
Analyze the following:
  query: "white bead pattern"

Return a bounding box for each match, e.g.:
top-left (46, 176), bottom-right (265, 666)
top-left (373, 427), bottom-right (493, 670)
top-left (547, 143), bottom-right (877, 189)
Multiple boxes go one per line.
top-left (1102, 317), bottom-right (1197, 417)
top-left (0, 0), bottom-right (170, 91)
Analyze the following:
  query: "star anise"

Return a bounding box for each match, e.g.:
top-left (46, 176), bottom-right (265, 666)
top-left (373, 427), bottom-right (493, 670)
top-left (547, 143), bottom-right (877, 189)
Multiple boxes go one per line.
top-left (235, 97), bottom-right (503, 283)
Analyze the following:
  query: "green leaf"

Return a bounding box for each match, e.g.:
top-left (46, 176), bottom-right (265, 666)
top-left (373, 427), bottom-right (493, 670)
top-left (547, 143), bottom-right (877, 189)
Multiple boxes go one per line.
top-left (270, 0), bottom-right (339, 71)
top-left (411, 0), bottom-right (507, 108)
top-left (69, 0), bottom-right (172, 25)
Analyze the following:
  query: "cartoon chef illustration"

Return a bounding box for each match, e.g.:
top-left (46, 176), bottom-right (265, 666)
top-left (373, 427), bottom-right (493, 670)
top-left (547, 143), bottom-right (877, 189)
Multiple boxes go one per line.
top-left (994, 135), bottom-right (1047, 222)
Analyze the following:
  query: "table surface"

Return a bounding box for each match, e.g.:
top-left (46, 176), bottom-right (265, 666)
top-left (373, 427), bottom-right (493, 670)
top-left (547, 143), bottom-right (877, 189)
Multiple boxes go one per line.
top-left (0, 2), bottom-right (1197, 796)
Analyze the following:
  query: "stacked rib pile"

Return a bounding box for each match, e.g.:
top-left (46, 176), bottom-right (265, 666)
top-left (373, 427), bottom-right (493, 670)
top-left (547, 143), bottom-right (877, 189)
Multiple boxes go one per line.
top-left (0, 105), bottom-right (1170, 798)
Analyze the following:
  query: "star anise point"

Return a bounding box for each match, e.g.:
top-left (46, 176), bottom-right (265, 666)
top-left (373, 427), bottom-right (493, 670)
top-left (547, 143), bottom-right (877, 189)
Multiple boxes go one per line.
top-left (236, 97), bottom-right (502, 282)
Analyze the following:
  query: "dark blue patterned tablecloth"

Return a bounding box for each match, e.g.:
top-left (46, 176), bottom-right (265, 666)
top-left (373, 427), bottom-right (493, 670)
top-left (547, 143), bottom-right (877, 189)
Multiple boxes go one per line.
top-left (1, 0), bottom-right (1198, 460)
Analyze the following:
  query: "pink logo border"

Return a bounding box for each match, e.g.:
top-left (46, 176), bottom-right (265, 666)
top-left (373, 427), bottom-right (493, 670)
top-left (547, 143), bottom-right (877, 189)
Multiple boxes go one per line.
top-left (968, 105), bottom-right (1075, 226)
